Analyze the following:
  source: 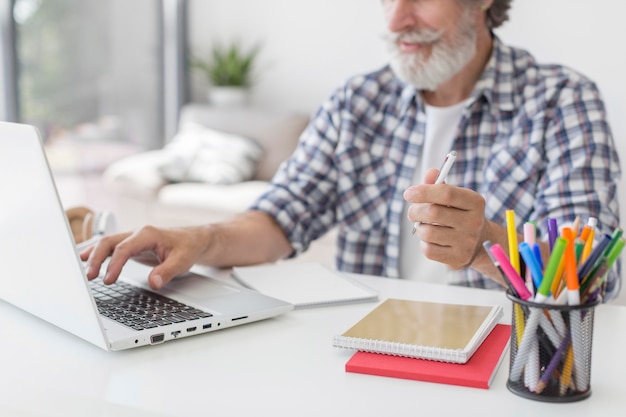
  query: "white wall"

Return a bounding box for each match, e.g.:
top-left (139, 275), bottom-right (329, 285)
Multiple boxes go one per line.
top-left (188, 0), bottom-right (626, 303)
top-left (187, 0), bottom-right (388, 113)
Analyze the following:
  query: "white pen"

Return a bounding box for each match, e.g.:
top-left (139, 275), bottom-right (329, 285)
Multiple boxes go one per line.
top-left (411, 150), bottom-right (457, 235)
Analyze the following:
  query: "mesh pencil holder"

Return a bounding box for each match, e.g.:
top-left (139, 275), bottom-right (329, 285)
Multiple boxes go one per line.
top-left (506, 292), bottom-right (599, 402)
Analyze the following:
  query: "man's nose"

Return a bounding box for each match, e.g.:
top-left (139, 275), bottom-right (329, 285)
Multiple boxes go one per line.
top-left (385, 0), bottom-right (419, 34)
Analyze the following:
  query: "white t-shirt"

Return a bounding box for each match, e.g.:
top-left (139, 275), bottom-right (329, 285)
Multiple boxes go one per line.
top-left (400, 100), bottom-right (466, 283)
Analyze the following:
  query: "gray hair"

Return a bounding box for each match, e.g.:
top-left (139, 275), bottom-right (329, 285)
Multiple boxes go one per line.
top-left (462, 0), bottom-right (512, 29)
top-left (486, 0), bottom-right (512, 29)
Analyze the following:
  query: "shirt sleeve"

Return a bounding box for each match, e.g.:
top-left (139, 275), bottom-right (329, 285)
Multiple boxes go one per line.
top-left (540, 79), bottom-right (620, 233)
top-left (250, 91), bottom-right (344, 256)
top-left (538, 79), bottom-right (622, 301)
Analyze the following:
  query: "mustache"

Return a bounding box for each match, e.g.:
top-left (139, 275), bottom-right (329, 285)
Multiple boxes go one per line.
top-left (383, 29), bottom-right (444, 46)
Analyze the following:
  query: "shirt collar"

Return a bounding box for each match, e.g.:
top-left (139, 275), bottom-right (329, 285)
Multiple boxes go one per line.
top-left (472, 34), bottom-right (518, 113)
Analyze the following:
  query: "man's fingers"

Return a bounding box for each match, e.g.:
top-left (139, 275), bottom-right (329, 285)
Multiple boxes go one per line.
top-left (79, 246), bottom-right (93, 261)
top-left (147, 249), bottom-right (198, 290)
top-left (83, 225), bottom-right (203, 290)
top-left (423, 167), bottom-right (439, 184)
top-left (84, 232), bottom-right (129, 280)
top-left (102, 229), bottom-right (162, 284)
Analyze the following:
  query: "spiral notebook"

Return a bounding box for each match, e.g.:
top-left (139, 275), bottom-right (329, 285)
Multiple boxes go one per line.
top-left (231, 262), bottom-right (378, 308)
top-left (333, 298), bottom-right (503, 364)
top-left (345, 324), bottom-right (511, 389)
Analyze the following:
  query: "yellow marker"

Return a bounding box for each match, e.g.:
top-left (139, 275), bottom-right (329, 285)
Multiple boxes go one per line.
top-left (581, 228), bottom-right (595, 264)
top-left (506, 210), bottom-right (520, 274)
top-left (560, 344), bottom-right (575, 395)
top-left (513, 304), bottom-right (525, 349)
top-left (550, 257), bottom-right (566, 298)
top-left (503, 210), bottom-right (525, 346)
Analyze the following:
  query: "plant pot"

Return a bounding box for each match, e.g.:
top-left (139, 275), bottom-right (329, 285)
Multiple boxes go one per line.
top-left (208, 86), bottom-right (250, 107)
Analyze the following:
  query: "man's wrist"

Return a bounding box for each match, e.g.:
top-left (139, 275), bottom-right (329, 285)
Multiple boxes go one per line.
top-left (471, 220), bottom-right (510, 285)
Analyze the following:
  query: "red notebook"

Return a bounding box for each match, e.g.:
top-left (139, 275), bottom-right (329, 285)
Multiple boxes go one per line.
top-left (345, 324), bottom-right (511, 389)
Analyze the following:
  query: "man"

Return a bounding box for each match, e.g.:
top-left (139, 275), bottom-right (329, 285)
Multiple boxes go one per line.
top-left (84, 0), bottom-right (621, 298)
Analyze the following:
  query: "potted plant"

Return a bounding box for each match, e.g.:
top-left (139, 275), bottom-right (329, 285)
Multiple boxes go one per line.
top-left (190, 41), bottom-right (261, 107)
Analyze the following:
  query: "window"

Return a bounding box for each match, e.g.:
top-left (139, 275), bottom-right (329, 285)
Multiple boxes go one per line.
top-left (0, 0), bottom-right (187, 173)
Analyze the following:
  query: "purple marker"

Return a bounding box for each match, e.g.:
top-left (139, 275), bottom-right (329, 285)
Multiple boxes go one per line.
top-left (547, 218), bottom-right (558, 251)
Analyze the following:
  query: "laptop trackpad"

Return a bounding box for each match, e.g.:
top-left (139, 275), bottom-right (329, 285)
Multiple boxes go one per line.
top-left (120, 261), bottom-right (239, 301)
top-left (159, 273), bottom-right (240, 301)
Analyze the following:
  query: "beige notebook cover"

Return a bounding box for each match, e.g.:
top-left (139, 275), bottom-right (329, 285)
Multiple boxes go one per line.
top-left (232, 262), bottom-right (379, 308)
top-left (333, 298), bottom-right (503, 363)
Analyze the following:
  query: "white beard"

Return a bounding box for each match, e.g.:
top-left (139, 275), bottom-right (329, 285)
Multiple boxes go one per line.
top-left (384, 11), bottom-right (477, 90)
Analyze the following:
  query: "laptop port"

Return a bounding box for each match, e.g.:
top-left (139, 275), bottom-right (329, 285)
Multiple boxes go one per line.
top-left (202, 323), bottom-right (212, 329)
top-left (186, 327), bottom-right (197, 333)
top-left (150, 333), bottom-right (165, 344)
top-left (171, 330), bottom-right (181, 338)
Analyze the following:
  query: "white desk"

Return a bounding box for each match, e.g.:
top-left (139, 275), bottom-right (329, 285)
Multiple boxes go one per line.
top-left (1, 270), bottom-right (624, 416)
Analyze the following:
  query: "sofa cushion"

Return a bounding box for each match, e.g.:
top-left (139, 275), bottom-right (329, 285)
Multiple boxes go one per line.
top-left (178, 104), bottom-right (309, 181)
top-left (101, 149), bottom-right (169, 198)
top-left (157, 180), bottom-right (270, 212)
top-left (159, 123), bottom-right (263, 184)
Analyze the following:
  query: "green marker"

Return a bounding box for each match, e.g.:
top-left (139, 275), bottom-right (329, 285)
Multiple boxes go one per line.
top-left (575, 240), bottom-right (585, 263)
top-left (607, 238), bottom-right (625, 268)
top-left (535, 237), bottom-right (567, 303)
top-left (604, 228), bottom-right (624, 258)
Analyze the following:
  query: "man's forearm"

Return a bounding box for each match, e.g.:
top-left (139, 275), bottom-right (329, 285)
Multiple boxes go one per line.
top-left (196, 210), bottom-right (294, 268)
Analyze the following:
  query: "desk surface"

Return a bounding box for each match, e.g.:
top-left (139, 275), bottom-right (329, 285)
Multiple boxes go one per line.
top-left (1, 268), bottom-right (624, 417)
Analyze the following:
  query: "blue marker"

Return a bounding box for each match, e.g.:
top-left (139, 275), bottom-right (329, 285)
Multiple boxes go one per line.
top-left (532, 243), bottom-right (544, 270)
top-left (519, 242), bottom-right (543, 290)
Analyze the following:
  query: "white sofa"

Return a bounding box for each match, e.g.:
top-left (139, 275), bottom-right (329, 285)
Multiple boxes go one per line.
top-left (102, 103), bottom-right (336, 265)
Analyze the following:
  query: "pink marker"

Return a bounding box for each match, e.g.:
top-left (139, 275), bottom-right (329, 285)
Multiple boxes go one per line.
top-left (488, 243), bottom-right (533, 300)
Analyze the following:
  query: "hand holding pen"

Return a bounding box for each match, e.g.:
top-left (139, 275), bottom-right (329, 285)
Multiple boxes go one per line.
top-left (411, 151), bottom-right (457, 235)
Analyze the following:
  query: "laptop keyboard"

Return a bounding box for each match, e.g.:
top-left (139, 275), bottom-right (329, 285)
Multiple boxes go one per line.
top-left (89, 279), bottom-right (213, 331)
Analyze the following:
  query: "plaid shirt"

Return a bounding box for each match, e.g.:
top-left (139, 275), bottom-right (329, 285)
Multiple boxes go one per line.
top-left (251, 36), bottom-right (621, 289)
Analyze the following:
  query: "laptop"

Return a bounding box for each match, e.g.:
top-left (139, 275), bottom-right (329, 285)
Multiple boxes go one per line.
top-left (0, 121), bottom-right (294, 351)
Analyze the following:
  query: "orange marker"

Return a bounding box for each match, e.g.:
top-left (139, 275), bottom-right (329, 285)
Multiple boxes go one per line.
top-left (580, 218), bottom-right (597, 263)
top-left (563, 227), bottom-right (580, 304)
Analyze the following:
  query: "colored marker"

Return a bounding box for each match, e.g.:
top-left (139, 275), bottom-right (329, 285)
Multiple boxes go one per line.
top-left (604, 227), bottom-right (623, 257)
top-left (559, 345), bottom-right (575, 395)
top-left (518, 242), bottom-right (543, 290)
top-left (574, 240), bottom-right (585, 264)
top-left (536, 333), bottom-right (571, 394)
top-left (506, 210), bottom-right (520, 274)
top-left (578, 233), bottom-right (612, 284)
top-left (532, 243), bottom-right (544, 271)
top-left (547, 218), bottom-right (558, 250)
top-left (607, 238), bottom-right (625, 268)
top-left (523, 222), bottom-right (537, 293)
top-left (581, 259), bottom-right (609, 304)
top-left (578, 222), bottom-right (592, 242)
top-left (560, 227), bottom-right (580, 307)
top-left (535, 237), bottom-right (567, 303)
top-left (488, 243), bottom-right (532, 300)
top-left (580, 217), bottom-right (597, 263)
top-left (551, 227), bottom-right (574, 299)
